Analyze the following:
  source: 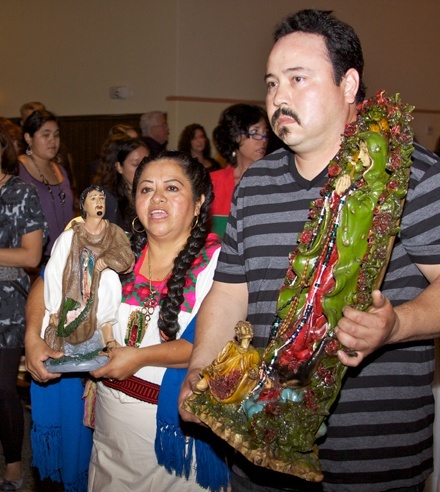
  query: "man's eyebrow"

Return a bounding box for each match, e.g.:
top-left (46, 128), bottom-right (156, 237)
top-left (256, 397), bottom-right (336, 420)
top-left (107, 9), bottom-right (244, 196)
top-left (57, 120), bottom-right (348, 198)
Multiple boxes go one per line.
top-left (264, 66), bottom-right (309, 81)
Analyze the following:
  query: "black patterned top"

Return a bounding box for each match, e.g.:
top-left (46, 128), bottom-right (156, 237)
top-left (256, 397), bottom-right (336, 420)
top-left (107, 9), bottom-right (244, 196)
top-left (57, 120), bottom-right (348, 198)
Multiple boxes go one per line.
top-left (0, 176), bottom-right (47, 348)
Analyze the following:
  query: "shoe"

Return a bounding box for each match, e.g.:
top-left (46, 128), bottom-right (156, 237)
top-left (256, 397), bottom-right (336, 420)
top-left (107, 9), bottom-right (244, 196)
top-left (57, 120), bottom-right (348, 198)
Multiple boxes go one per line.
top-left (0, 478), bottom-right (23, 490)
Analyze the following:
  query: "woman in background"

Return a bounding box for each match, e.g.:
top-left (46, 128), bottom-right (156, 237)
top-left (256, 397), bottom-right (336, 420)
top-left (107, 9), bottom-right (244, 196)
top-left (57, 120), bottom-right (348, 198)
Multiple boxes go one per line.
top-left (178, 123), bottom-right (221, 172)
top-left (19, 110), bottom-right (74, 264)
top-left (0, 118), bottom-right (22, 155)
top-left (210, 104), bottom-right (269, 237)
top-left (92, 135), bottom-right (150, 231)
top-left (90, 124), bottom-right (139, 178)
top-left (0, 123), bottom-right (46, 491)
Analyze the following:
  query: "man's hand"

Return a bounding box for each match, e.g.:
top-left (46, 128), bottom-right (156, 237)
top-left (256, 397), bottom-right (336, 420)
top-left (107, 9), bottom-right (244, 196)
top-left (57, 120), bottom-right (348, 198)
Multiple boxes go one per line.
top-left (178, 367), bottom-right (205, 425)
top-left (336, 290), bottom-right (398, 367)
top-left (25, 333), bottom-right (63, 383)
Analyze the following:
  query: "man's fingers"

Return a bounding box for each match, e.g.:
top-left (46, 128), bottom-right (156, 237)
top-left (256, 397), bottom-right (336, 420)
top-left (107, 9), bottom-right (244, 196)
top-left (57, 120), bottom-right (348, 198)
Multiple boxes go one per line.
top-left (337, 348), bottom-right (363, 367)
top-left (371, 289), bottom-right (387, 310)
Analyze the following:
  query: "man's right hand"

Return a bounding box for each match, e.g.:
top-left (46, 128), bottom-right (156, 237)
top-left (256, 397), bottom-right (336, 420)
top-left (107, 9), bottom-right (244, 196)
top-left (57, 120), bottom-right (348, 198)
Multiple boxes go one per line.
top-left (178, 367), bottom-right (205, 425)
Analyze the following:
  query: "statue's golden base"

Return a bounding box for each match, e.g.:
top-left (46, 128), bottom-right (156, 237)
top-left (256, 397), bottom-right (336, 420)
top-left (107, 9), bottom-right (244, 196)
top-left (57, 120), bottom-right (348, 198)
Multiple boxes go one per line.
top-left (184, 394), bottom-right (324, 482)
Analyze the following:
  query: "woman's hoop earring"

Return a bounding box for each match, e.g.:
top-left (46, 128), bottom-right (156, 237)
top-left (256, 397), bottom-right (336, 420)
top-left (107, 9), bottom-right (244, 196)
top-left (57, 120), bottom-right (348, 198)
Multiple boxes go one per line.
top-left (26, 145), bottom-right (33, 156)
top-left (191, 215), bottom-right (199, 231)
top-left (132, 216), bottom-right (145, 233)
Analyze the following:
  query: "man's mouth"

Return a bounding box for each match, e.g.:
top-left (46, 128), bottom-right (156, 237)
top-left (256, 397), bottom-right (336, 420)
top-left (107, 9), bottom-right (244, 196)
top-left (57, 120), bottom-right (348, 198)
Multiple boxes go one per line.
top-left (272, 107), bottom-right (301, 129)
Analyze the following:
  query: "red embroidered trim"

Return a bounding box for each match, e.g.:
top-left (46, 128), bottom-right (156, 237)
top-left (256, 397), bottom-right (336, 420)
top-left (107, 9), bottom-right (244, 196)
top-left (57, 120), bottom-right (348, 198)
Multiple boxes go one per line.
top-left (102, 375), bottom-right (160, 404)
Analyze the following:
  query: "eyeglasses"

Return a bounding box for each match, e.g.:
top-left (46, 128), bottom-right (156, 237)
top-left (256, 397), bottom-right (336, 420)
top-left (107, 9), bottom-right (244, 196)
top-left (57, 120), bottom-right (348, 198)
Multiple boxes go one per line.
top-left (242, 132), bottom-right (270, 141)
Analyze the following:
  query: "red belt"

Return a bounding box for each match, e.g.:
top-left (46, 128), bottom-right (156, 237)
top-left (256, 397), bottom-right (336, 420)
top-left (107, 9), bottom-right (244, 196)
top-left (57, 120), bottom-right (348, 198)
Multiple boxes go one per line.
top-left (102, 375), bottom-right (160, 404)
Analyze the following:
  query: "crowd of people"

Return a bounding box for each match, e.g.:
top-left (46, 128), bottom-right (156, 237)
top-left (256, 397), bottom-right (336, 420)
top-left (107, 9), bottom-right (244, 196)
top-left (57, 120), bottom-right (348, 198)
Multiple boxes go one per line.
top-left (0, 7), bottom-right (439, 492)
top-left (0, 100), bottom-right (268, 491)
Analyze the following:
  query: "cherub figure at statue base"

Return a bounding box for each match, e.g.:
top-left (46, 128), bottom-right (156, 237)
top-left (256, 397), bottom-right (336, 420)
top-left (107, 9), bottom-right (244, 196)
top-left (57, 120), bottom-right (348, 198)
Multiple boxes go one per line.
top-left (43, 186), bottom-right (135, 373)
top-left (195, 320), bottom-right (261, 403)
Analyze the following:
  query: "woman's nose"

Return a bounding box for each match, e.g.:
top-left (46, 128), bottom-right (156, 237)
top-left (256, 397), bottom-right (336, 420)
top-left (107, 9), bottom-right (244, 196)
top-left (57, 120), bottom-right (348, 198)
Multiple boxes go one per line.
top-left (151, 191), bottom-right (165, 203)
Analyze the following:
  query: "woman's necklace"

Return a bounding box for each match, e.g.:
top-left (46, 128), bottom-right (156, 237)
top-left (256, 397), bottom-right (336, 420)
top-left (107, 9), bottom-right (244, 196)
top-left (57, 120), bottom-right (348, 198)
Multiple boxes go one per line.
top-left (30, 155), bottom-right (66, 206)
top-left (29, 155), bottom-right (67, 230)
top-left (125, 252), bottom-right (172, 347)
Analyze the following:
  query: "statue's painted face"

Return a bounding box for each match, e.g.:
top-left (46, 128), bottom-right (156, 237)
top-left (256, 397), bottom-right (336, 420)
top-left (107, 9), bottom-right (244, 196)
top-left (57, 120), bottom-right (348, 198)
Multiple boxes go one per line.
top-left (358, 141), bottom-right (372, 169)
top-left (83, 190), bottom-right (106, 219)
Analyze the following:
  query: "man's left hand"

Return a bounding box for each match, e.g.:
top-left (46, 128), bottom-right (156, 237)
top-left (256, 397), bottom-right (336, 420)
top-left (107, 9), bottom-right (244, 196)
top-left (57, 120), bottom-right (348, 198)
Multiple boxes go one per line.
top-left (335, 290), bottom-right (398, 367)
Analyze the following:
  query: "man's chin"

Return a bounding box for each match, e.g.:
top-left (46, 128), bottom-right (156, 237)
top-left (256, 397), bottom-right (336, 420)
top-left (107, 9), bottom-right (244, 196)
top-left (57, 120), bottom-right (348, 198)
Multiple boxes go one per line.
top-left (278, 133), bottom-right (302, 150)
top-left (277, 127), bottom-right (291, 140)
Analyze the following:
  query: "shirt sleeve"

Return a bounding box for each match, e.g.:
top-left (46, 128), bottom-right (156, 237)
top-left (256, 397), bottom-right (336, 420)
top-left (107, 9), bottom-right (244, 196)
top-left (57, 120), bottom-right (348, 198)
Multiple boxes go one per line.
top-left (18, 183), bottom-right (48, 241)
top-left (399, 147), bottom-right (440, 265)
top-left (44, 229), bottom-right (73, 313)
top-left (214, 185), bottom-right (247, 284)
top-left (96, 269), bottom-right (121, 328)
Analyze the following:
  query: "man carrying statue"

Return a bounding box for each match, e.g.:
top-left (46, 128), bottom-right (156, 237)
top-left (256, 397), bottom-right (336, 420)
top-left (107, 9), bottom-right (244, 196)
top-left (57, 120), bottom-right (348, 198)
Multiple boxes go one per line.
top-left (179, 9), bottom-right (440, 492)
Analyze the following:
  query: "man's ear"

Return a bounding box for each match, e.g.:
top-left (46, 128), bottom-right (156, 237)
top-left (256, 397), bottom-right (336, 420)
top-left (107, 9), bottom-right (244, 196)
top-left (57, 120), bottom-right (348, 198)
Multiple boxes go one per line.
top-left (343, 68), bottom-right (360, 104)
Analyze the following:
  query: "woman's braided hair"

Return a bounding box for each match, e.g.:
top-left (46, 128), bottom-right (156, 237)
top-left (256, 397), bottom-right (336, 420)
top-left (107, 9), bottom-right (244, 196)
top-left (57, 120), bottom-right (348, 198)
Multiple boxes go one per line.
top-left (131, 150), bottom-right (214, 340)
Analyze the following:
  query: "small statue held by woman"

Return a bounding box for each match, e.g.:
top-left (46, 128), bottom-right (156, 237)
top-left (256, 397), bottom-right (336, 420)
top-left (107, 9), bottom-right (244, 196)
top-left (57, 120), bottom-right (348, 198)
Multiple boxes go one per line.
top-left (43, 186), bottom-right (135, 372)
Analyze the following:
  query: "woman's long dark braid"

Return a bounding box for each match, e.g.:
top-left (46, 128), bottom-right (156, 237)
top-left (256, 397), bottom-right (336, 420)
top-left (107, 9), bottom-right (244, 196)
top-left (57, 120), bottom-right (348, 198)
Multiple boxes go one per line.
top-left (131, 151), bottom-right (214, 340)
top-left (159, 190), bottom-right (212, 340)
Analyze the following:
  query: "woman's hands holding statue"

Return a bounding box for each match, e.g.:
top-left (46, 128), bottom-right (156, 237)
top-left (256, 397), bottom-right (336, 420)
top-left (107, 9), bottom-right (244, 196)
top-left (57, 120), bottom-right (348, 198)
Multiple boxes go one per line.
top-left (91, 345), bottom-right (143, 381)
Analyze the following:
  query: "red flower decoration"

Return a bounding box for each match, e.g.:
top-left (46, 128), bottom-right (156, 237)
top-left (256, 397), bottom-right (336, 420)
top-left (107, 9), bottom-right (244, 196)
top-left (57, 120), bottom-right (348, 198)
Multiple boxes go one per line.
top-left (328, 163), bottom-right (342, 177)
top-left (299, 230), bottom-right (313, 245)
top-left (258, 387), bottom-right (281, 402)
top-left (344, 122), bottom-right (357, 137)
top-left (387, 180), bottom-right (399, 191)
top-left (391, 125), bottom-right (401, 136)
top-left (314, 198), bottom-right (324, 209)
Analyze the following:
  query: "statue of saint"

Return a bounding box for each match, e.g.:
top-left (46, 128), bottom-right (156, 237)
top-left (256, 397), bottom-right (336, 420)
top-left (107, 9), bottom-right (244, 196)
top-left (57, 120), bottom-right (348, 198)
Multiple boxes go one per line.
top-left (43, 186), bottom-right (135, 372)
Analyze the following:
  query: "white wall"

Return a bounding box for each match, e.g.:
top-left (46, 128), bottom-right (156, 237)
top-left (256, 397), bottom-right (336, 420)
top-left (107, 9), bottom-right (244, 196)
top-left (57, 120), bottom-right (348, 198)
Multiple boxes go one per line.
top-left (0, 1), bottom-right (438, 148)
top-left (0, 1), bottom-right (178, 116)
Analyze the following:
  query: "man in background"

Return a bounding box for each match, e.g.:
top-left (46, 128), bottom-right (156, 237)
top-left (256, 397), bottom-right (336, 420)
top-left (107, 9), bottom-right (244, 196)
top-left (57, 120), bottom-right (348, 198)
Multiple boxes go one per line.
top-left (19, 101), bottom-right (46, 126)
top-left (139, 110), bottom-right (169, 156)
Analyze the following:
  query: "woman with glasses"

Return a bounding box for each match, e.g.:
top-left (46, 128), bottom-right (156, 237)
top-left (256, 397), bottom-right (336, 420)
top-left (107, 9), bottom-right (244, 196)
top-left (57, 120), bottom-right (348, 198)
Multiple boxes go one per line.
top-left (211, 104), bottom-right (269, 237)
